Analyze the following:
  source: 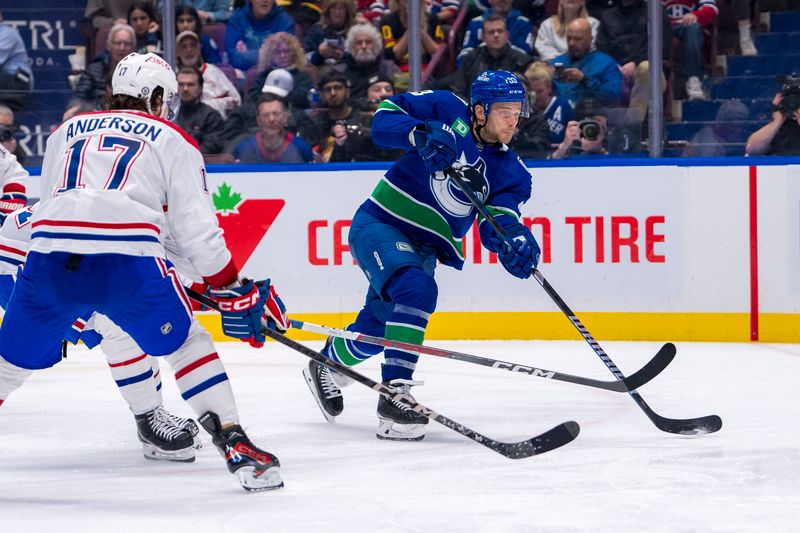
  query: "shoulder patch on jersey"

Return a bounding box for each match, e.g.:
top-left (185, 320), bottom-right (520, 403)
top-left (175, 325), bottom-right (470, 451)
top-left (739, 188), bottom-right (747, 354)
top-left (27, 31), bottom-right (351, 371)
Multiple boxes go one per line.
top-left (451, 117), bottom-right (469, 137)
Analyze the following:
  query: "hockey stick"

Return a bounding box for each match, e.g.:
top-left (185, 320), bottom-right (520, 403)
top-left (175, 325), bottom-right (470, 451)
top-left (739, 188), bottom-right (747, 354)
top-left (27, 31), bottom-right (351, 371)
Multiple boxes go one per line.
top-left (186, 287), bottom-right (580, 459)
top-left (290, 319), bottom-right (675, 393)
top-left (446, 164), bottom-right (722, 436)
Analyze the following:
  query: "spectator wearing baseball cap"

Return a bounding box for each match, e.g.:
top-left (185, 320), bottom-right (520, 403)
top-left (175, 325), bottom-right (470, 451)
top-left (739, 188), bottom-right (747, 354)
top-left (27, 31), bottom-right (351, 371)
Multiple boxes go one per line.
top-left (221, 68), bottom-right (320, 154)
top-left (176, 30), bottom-right (240, 119)
top-left (261, 67), bottom-right (294, 98)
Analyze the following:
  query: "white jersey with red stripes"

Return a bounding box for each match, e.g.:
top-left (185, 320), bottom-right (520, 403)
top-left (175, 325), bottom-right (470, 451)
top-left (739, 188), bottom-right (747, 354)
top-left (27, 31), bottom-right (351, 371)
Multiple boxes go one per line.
top-left (32, 110), bottom-right (230, 281)
top-left (0, 202), bottom-right (202, 283)
top-left (0, 204), bottom-right (34, 276)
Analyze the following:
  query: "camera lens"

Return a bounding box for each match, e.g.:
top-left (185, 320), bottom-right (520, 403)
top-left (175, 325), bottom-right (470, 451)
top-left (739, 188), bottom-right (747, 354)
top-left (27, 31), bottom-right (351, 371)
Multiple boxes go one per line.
top-left (581, 121), bottom-right (600, 141)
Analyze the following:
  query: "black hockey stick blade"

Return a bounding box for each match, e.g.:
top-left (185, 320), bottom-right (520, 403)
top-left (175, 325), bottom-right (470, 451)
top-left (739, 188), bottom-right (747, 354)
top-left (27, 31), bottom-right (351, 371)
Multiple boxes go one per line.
top-left (636, 396), bottom-right (723, 435)
top-left (617, 342), bottom-right (677, 391)
top-left (490, 421), bottom-right (580, 459)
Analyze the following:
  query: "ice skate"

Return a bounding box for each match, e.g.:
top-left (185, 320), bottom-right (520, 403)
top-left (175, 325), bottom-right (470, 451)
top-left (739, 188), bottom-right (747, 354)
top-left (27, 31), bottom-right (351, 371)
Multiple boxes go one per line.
top-left (135, 406), bottom-right (196, 462)
top-left (376, 379), bottom-right (429, 441)
top-left (302, 357), bottom-right (344, 422)
top-left (199, 412), bottom-right (283, 492)
top-left (161, 409), bottom-right (202, 448)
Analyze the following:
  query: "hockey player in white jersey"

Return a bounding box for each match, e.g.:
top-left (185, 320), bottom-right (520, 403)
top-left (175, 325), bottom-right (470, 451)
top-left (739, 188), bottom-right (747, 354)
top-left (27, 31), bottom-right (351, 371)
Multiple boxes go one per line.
top-left (0, 204), bottom-right (199, 462)
top-left (0, 53), bottom-right (290, 491)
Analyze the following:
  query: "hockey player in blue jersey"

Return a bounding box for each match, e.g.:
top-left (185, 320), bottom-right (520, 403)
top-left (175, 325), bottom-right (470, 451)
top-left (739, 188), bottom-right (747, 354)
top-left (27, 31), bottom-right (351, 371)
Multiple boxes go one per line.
top-left (303, 70), bottom-right (541, 441)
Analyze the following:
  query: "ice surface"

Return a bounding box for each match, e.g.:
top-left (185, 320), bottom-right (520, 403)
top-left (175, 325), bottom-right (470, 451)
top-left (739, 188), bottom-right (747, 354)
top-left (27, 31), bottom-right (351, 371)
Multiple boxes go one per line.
top-left (1, 340), bottom-right (798, 532)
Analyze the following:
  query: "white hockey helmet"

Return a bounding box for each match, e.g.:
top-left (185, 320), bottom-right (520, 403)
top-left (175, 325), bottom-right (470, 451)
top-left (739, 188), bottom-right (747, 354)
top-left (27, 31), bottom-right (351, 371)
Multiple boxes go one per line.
top-left (111, 52), bottom-right (180, 121)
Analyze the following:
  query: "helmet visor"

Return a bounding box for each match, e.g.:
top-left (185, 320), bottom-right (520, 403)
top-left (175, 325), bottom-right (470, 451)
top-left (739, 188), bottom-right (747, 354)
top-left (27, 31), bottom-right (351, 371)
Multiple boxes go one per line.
top-left (486, 98), bottom-right (530, 119)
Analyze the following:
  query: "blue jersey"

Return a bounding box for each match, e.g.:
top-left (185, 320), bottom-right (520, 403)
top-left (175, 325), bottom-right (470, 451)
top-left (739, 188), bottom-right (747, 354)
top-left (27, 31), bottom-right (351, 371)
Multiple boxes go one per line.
top-left (367, 90), bottom-right (532, 270)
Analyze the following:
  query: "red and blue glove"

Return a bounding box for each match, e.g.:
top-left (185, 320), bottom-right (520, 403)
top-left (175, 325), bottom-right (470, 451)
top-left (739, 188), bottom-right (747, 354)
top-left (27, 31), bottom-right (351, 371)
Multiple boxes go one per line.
top-left (412, 120), bottom-right (459, 174)
top-left (480, 216), bottom-right (540, 279)
top-left (210, 279), bottom-right (289, 348)
top-left (0, 194), bottom-right (26, 224)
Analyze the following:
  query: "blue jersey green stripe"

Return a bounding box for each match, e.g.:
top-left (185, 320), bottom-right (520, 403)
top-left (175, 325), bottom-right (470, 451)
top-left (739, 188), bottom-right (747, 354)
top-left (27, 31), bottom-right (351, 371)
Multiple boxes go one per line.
top-left (369, 178), bottom-right (464, 261)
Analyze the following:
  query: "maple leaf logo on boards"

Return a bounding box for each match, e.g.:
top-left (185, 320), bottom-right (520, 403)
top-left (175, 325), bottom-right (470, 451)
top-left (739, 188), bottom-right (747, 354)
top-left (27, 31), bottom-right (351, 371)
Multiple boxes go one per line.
top-left (213, 182), bottom-right (243, 215)
top-left (212, 183), bottom-right (285, 269)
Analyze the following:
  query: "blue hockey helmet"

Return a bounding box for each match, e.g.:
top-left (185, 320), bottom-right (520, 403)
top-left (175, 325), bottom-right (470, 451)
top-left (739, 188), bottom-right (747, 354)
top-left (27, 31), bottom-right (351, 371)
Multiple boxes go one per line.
top-left (470, 70), bottom-right (530, 118)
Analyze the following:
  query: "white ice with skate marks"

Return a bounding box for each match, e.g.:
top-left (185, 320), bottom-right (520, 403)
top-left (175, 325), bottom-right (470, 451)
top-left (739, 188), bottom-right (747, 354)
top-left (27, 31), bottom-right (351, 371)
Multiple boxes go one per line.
top-left (0, 340), bottom-right (799, 532)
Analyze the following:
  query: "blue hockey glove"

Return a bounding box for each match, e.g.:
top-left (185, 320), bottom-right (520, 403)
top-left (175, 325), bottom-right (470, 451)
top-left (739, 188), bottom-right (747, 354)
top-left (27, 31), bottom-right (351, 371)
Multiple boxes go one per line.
top-left (499, 233), bottom-right (539, 279)
top-left (480, 216), bottom-right (540, 279)
top-left (210, 279), bottom-right (289, 348)
top-left (412, 120), bottom-right (459, 174)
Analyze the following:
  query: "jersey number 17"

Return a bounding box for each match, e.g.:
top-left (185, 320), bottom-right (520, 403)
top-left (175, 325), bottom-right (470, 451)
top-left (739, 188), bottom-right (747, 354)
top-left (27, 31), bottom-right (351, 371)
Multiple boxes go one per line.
top-left (58, 135), bottom-right (144, 194)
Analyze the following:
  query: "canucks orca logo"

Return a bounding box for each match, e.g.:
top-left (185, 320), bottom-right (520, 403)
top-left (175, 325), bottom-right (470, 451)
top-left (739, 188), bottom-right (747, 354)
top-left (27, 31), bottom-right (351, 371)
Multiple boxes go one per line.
top-left (431, 157), bottom-right (489, 217)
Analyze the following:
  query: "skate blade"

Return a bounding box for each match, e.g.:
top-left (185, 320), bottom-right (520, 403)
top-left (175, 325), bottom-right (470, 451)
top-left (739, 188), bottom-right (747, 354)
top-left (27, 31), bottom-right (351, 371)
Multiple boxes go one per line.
top-left (376, 417), bottom-right (426, 441)
top-left (302, 367), bottom-right (337, 424)
top-left (142, 442), bottom-right (196, 463)
top-left (236, 466), bottom-right (284, 492)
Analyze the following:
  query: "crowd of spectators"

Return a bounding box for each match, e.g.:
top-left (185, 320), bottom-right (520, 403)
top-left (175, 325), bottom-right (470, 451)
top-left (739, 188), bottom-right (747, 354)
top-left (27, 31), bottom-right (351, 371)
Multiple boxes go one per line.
top-left (1, 0), bottom-right (797, 163)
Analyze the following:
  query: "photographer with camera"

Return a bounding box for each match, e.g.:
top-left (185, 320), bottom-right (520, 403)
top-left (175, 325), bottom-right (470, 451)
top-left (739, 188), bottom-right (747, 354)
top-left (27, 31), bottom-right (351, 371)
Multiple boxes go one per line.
top-left (330, 75), bottom-right (405, 162)
top-left (550, 101), bottom-right (607, 158)
top-left (311, 71), bottom-right (363, 162)
top-left (745, 75), bottom-right (800, 156)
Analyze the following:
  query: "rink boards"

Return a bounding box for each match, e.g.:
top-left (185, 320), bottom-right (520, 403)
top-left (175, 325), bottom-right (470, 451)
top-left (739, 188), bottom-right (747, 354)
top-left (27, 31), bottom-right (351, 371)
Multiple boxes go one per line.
top-left (22, 159), bottom-right (800, 342)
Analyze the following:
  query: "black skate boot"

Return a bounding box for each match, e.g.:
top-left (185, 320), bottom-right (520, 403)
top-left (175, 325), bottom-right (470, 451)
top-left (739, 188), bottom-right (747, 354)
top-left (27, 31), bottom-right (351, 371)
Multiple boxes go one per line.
top-left (162, 409), bottom-right (201, 448)
top-left (198, 411), bottom-right (283, 492)
top-left (134, 406), bottom-right (196, 462)
top-left (376, 379), bottom-right (429, 441)
top-left (302, 354), bottom-right (344, 423)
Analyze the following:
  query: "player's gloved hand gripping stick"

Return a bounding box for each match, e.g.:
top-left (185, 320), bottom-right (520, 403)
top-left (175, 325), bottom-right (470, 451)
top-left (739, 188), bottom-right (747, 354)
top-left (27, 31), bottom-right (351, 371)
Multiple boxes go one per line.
top-left (411, 120), bottom-right (459, 174)
top-left (209, 279), bottom-right (289, 348)
top-left (446, 162), bottom-right (722, 436)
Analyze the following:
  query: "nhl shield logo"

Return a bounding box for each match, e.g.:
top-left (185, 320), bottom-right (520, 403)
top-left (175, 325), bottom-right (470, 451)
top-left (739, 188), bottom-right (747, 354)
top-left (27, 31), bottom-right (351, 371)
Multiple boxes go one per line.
top-left (160, 322), bottom-right (173, 335)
